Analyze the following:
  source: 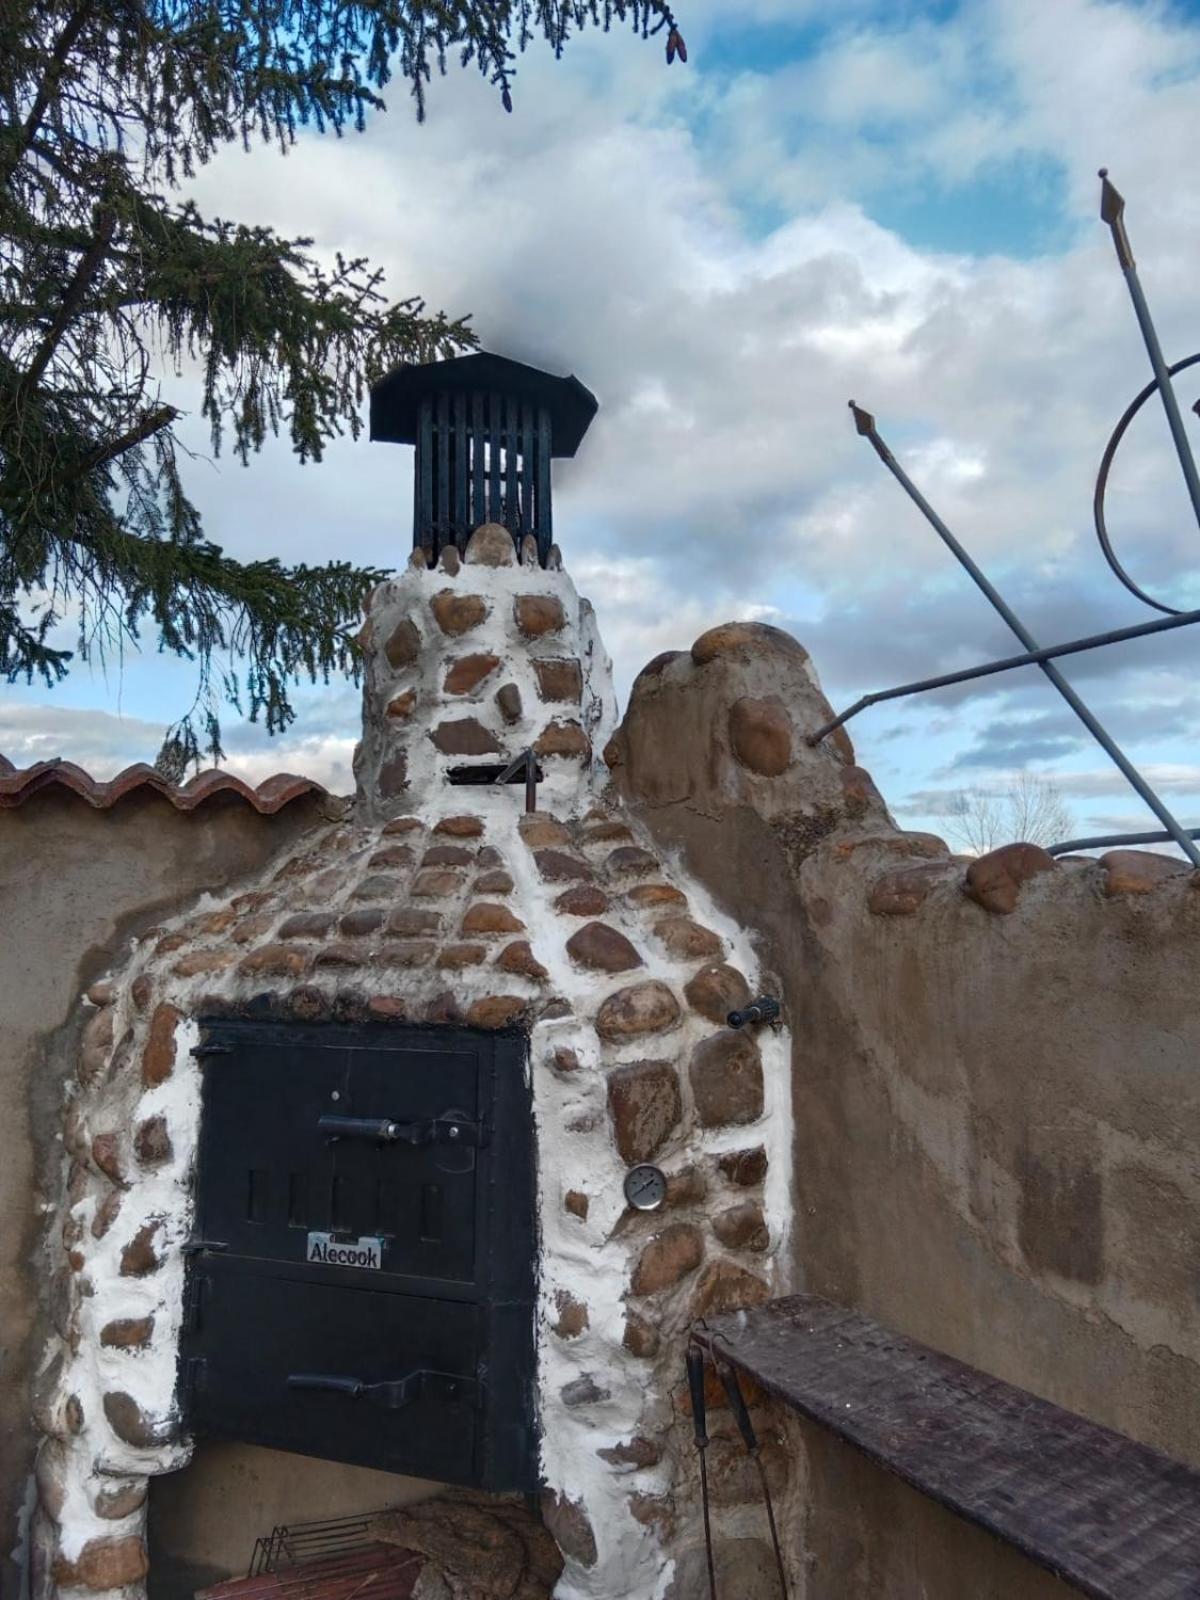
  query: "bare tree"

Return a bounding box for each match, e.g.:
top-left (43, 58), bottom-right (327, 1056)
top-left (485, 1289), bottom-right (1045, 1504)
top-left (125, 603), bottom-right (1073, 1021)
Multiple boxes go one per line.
top-left (944, 772), bottom-right (1072, 855)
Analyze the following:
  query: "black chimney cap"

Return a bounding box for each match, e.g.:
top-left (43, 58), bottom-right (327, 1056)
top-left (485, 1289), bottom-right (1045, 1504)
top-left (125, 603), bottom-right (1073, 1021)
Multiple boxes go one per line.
top-left (370, 351), bottom-right (598, 458)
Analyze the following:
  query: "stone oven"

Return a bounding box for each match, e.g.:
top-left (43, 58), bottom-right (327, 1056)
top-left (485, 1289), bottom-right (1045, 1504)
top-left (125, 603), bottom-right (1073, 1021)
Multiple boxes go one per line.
top-left (32, 354), bottom-right (796, 1599)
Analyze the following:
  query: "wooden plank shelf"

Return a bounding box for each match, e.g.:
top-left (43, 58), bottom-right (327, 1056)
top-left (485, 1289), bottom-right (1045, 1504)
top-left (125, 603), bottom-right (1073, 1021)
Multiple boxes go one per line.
top-left (699, 1295), bottom-right (1200, 1600)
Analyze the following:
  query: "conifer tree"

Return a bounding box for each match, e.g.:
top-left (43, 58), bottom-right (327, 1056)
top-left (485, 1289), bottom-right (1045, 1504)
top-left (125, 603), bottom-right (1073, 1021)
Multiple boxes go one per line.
top-left (0, 0), bottom-right (684, 763)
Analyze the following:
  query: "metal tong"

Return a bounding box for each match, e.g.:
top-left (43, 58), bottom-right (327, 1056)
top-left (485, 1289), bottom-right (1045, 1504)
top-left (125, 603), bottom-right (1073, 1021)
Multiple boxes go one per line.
top-left (686, 1331), bottom-right (789, 1599)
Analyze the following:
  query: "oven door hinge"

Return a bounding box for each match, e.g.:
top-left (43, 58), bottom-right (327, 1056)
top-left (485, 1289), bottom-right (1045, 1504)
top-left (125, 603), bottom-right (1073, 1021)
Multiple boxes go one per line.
top-left (182, 1357), bottom-right (207, 1407)
top-left (181, 1272), bottom-right (206, 1334)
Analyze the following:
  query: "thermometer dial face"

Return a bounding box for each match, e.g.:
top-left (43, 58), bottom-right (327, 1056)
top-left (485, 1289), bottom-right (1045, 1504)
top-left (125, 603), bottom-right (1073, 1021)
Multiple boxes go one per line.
top-left (624, 1163), bottom-right (668, 1212)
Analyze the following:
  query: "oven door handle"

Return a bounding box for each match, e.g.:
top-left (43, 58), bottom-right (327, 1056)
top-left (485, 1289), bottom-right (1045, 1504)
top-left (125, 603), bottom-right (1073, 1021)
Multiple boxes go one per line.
top-left (316, 1114), bottom-right (425, 1143)
top-left (317, 1112), bottom-right (487, 1148)
top-left (287, 1369), bottom-right (480, 1409)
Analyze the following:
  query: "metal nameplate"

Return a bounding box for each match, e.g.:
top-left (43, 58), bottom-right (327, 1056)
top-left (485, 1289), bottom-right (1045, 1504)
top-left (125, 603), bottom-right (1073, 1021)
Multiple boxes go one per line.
top-left (306, 1232), bottom-right (384, 1270)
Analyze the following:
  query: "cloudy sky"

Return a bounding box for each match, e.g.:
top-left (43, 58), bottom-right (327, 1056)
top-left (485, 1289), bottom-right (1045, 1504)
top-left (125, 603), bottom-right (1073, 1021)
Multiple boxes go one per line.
top-left (8, 0), bottom-right (1200, 847)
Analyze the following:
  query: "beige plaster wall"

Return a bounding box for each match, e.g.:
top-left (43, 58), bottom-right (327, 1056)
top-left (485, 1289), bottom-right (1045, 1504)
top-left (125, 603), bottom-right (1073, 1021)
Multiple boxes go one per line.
top-left (0, 788), bottom-right (326, 1598)
top-left (608, 621), bottom-right (1200, 1599)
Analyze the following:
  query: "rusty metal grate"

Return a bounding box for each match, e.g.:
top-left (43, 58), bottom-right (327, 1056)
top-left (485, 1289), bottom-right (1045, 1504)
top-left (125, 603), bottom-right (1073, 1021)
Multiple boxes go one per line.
top-left (195, 1509), bottom-right (425, 1599)
top-left (698, 1295), bottom-right (1200, 1600)
top-left (248, 1512), bottom-right (382, 1577)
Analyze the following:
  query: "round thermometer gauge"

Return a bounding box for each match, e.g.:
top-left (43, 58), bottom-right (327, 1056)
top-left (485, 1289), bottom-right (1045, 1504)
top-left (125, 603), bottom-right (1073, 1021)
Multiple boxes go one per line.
top-left (624, 1163), bottom-right (667, 1212)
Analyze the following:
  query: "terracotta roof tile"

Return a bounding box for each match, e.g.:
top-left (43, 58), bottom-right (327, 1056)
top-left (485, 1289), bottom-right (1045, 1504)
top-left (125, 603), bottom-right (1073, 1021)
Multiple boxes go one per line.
top-left (0, 756), bottom-right (329, 814)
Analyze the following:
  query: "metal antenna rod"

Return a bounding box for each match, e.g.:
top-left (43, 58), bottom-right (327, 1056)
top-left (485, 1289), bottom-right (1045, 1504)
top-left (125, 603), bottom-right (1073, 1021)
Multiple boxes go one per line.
top-left (848, 401), bottom-right (1200, 866)
top-left (1099, 169), bottom-right (1200, 539)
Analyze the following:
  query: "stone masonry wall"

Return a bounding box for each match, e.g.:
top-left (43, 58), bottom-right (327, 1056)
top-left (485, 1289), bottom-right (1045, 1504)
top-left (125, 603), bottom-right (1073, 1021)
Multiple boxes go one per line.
top-left (33, 531), bottom-right (797, 1600)
top-left (609, 617), bottom-right (1200, 1598)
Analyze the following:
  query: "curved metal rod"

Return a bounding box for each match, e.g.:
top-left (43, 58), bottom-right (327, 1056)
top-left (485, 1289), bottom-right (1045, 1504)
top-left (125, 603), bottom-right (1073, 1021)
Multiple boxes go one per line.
top-left (1094, 350), bottom-right (1200, 617)
top-left (1049, 827), bottom-right (1200, 857)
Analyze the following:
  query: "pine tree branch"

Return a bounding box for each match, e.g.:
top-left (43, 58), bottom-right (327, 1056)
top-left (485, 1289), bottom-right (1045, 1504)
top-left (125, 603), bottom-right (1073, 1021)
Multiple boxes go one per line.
top-left (76, 403), bottom-right (178, 476)
top-left (2, 0), bottom-right (96, 190)
top-left (0, 602), bottom-right (72, 685)
top-left (0, 0), bottom-right (686, 757)
top-left (18, 202), bottom-right (115, 397)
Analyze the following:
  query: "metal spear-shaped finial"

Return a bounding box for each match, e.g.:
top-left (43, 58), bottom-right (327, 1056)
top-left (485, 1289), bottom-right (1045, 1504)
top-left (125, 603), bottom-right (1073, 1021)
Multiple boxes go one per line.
top-left (848, 400), bottom-right (891, 463)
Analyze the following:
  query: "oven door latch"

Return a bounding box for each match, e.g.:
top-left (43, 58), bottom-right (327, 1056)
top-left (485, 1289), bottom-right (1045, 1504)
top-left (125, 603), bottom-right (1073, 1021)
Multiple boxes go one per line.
top-left (316, 1111), bottom-right (487, 1148)
top-left (287, 1369), bottom-right (481, 1409)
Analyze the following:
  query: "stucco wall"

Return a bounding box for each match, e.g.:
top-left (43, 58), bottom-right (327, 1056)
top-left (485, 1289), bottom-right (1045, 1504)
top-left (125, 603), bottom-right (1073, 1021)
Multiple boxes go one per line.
top-left (0, 786), bottom-right (327, 1598)
top-left (608, 621), bottom-right (1200, 1598)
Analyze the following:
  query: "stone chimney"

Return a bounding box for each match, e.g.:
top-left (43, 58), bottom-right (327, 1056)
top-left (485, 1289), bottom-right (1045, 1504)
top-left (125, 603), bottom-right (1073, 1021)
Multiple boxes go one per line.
top-left (353, 524), bottom-right (616, 826)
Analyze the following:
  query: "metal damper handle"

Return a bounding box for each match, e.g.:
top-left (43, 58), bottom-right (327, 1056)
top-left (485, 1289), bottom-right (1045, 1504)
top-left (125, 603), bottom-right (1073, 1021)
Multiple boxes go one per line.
top-left (317, 1115), bottom-right (413, 1143)
top-left (287, 1370), bottom-right (479, 1410)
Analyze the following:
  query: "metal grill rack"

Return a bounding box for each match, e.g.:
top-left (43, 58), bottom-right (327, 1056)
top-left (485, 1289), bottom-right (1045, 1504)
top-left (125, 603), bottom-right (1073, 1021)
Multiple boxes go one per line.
top-left (248, 1510), bottom-right (385, 1575)
top-left (195, 1510), bottom-right (421, 1599)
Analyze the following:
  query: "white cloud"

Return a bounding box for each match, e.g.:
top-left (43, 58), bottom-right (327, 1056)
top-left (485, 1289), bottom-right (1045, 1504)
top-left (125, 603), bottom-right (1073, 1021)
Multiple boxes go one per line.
top-left (208, 735), bottom-right (357, 794)
top-left (0, 704), bottom-right (166, 773)
top-left (7, 0), bottom-right (1200, 841)
top-left (0, 701), bottom-right (358, 793)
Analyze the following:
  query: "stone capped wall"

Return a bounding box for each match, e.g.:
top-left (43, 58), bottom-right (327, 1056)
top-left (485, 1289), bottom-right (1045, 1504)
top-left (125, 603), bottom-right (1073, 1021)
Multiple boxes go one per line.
top-left (610, 615), bottom-right (1200, 1599)
top-left (33, 530), bottom-right (796, 1600)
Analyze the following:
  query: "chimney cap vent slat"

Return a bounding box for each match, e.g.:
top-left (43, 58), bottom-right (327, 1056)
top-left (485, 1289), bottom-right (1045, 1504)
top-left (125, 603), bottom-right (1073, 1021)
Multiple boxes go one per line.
top-left (370, 350), bottom-right (596, 568)
top-left (370, 351), bottom-right (597, 458)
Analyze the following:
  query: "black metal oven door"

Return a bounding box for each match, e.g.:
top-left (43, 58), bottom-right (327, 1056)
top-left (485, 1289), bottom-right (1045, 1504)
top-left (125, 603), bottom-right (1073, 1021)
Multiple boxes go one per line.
top-left (192, 1023), bottom-right (485, 1285)
top-left (182, 1020), bottom-right (536, 1492)
top-left (184, 1255), bottom-right (482, 1481)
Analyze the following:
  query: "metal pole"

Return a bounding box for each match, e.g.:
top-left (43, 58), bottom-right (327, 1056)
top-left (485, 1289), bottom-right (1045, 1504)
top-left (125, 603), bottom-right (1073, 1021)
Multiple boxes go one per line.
top-left (1099, 169), bottom-right (1200, 537)
top-left (808, 603), bottom-right (1200, 745)
top-left (849, 402), bottom-right (1200, 865)
top-left (1049, 827), bottom-right (1200, 857)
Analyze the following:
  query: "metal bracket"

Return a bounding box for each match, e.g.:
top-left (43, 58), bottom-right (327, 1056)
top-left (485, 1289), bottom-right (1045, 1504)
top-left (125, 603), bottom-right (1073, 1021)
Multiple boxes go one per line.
top-left (496, 746), bottom-right (539, 814)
